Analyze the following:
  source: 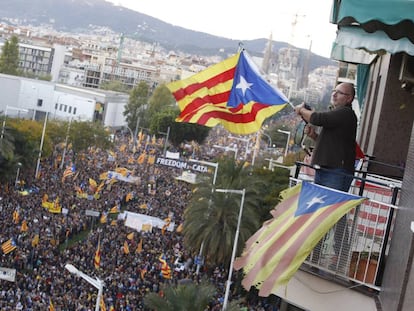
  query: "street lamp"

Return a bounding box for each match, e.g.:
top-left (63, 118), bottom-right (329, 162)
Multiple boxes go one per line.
top-left (277, 129), bottom-right (291, 158)
top-left (228, 135), bottom-right (251, 160)
top-left (34, 112), bottom-right (49, 179)
top-left (189, 158), bottom-right (219, 275)
top-left (158, 126), bottom-right (170, 156)
top-left (60, 117), bottom-right (72, 169)
top-left (261, 132), bottom-right (272, 149)
top-left (65, 263), bottom-right (104, 311)
top-left (213, 144), bottom-right (238, 160)
top-left (15, 162), bottom-right (22, 188)
top-left (215, 188), bottom-right (246, 311)
top-left (1, 105), bottom-right (29, 140)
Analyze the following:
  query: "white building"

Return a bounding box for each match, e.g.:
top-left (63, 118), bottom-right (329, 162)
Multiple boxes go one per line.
top-left (0, 73), bottom-right (129, 129)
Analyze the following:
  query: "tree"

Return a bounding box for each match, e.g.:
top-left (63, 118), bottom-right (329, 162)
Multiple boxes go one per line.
top-left (183, 157), bottom-right (264, 266)
top-left (0, 36), bottom-right (19, 75)
top-left (143, 279), bottom-right (244, 311)
top-left (69, 121), bottom-right (112, 156)
top-left (123, 81), bottom-right (149, 133)
top-left (146, 84), bottom-right (176, 124)
top-left (100, 80), bottom-right (129, 93)
top-left (149, 107), bottom-right (210, 148)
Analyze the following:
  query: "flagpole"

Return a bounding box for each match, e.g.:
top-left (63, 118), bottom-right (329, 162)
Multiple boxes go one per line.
top-left (35, 111), bottom-right (48, 179)
top-left (60, 117), bottom-right (72, 169)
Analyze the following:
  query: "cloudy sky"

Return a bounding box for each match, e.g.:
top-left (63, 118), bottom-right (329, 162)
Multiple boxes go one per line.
top-left (106, 0), bottom-right (337, 57)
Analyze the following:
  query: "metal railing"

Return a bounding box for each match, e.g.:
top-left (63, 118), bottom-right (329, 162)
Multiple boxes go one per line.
top-left (292, 160), bottom-right (401, 292)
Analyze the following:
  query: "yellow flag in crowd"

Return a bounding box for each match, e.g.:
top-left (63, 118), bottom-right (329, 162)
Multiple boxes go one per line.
top-left (176, 223), bottom-right (183, 233)
top-left (49, 298), bottom-right (55, 311)
top-left (147, 155), bottom-right (156, 165)
top-left (100, 296), bottom-right (107, 311)
top-left (94, 238), bottom-right (101, 270)
top-left (123, 240), bottom-right (130, 254)
top-left (136, 238), bottom-right (143, 254)
top-left (100, 212), bottom-right (108, 224)
top-left (137, 153), bottom-right (146, 164)
top-left (21, 220), bottom-right (29, 232)
top-left (125, 192), bottom-right (134, 202)
top-left (32, 234), bottom-right (40, 247)
top-left (161, 217), bottom-right (171, 235)
top-left (13, 210), bottom-right (19, 224)
top-left (127, 232), bottom-right (134, 240)
top-left (109, 205), bottom-right (120, 214)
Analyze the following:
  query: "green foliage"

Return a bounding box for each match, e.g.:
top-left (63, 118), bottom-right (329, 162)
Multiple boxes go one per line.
top-left (147, 84), bottom-right (176, 118)
top-left (123, 81), bottom-right (150, 130)
top-left (183, 157), bottom-right (264, 266)
top-left (100, 80), bottom-right (129, 93)
top-left (144, 278), bottom-right (217, 311)
top-left (69, 121), bottom-right (113, 154)
top-left (251, 166), bottom-right (290, 221)
top-left (0, 36), bottom-right (19, 76)
top-left (150, 107), bottom-right (210, 147)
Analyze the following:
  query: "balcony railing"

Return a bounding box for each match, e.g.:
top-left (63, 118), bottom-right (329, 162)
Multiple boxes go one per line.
top-left (292, 160), bottom-right (401, 292)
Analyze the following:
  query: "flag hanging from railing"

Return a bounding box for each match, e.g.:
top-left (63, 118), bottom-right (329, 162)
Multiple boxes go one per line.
top-left (167, 50), bottom-right (288, 135)
top-left (234, 181), bottom-right (366, 296)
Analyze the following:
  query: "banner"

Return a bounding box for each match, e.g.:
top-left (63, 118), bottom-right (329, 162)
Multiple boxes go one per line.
top-left (0, 267), bottom-right (16, 282)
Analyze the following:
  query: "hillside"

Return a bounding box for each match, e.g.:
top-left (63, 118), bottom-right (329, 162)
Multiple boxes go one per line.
top-left (0, 0), bottom-right (335, 70)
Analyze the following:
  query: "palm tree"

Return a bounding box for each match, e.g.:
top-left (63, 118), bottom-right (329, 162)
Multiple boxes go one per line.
top-left (144, 279), bottom-right (216, 311)
top-left (0, 125), bottom-right (17, 182)
top-left (183, 157), bottom-right (264, 266)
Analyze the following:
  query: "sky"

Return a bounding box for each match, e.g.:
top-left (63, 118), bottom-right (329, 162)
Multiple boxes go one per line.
top-left (106, 0), bottom-right (337, 58)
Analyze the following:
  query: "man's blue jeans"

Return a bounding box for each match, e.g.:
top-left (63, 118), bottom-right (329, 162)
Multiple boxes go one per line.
top-left (314, 167), bottom-right (354, 264)
top-left (314, 167), bottom-right (353, 192)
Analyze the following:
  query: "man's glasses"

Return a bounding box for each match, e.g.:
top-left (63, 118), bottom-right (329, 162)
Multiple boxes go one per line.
top-left (332, 89), bottom-right (351, 96)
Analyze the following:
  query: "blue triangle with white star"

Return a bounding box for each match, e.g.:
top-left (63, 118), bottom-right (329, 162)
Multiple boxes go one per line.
top-left (295, 181), bottom-right (362, 217)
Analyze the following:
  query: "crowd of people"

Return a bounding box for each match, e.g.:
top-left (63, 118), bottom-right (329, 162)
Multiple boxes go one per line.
top-left (0, 129), bottom-right (280, 311)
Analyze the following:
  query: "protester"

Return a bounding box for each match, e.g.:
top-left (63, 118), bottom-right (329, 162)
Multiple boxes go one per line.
top-left (295, 82), bottom-right (357, 268)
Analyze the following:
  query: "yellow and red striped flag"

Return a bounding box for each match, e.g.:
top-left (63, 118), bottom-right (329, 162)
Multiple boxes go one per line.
top-left (94, 238), bottom-right (101, 270)
top-left (49, 298), bottom-right (55, 311)
top-left (234, 182), bottom-right (366, 296)
top-left (100, 296), bottom-right (107, 311)
top-left (158, 254), bottom-right (172, 279)
top-left (166, 50), bottom-right (288, 135)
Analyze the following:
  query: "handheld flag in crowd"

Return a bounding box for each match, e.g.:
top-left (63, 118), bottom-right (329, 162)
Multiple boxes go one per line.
top-left (123, 240), bottom-right (130, 254)
top-left (62, 164), bottom-right (76, 183)
top-left (94, 238), bottom-right (101, 270)
top-left (1, 238), bottom-right (17, 255)
top-left (49, 298), bottom-right (55, 311)
top-left (158, 254), bottom-right (172, 279)
top-left (166, 50), bottom-right (288, 135)
top-left (234, 181), bottom-right (366, 296)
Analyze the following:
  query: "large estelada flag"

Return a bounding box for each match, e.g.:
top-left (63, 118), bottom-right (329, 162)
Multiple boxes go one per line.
top-left (166, 50), bottom-right (288, 135)
top-left (1, 238), bottom-right (17, 255)
top-left (234, 181), bottom-right (366, 296)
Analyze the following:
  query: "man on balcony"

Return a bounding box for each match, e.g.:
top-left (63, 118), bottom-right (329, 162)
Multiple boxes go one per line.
top-left (295, 82), bottom-right (358, 269)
